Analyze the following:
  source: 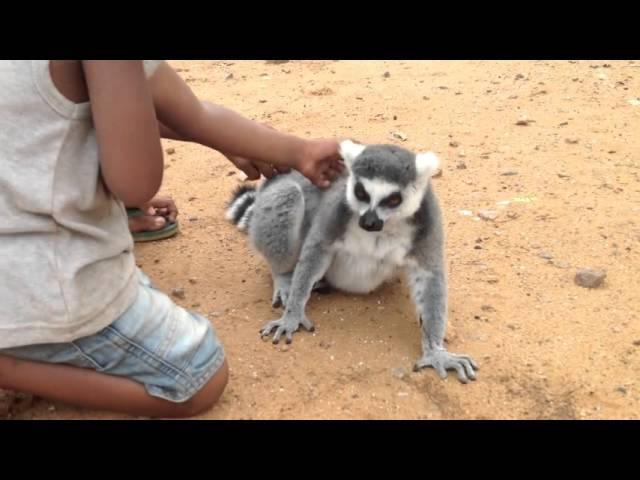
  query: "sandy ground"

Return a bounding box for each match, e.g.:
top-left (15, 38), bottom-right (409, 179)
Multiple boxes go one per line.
top-left (3, 60), bottom-right (640, 420)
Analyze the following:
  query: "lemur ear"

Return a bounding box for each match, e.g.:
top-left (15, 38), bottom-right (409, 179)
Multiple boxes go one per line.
top-left (339, 140), bottom-right (366, 168)
top-left (415, 151), bottom-right (441, 179)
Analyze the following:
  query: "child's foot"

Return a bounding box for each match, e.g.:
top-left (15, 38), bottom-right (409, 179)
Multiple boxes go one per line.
top-left (127, 197), bottom-right (178, 242)
top-left (127, 195), bottom-right (180, 242)
top-left (127, 207), bottom-right (179, 242)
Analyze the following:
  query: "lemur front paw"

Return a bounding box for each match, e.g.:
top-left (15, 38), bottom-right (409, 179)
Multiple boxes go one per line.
top-left (413, 349), bottom-right (478, 384)
top-left (271, 286), bottom-right (290, 309)
top-left (260, 312), bottom-right (315, 344)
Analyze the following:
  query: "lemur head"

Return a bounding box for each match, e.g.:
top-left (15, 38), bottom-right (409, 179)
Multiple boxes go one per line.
top-left (339, 140), bottom-right (440, 232)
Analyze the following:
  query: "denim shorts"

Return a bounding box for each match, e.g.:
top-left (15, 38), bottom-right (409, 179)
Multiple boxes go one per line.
top-left (1, 270), bottom-right (225, 403)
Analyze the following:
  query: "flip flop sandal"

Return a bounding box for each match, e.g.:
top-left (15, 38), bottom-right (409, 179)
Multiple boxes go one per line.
top-left (127, 208), bottom-right (180, 242)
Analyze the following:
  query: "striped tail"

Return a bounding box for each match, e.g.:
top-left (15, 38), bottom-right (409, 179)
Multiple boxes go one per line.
top-left (225, 184), bottom-right (257, 232)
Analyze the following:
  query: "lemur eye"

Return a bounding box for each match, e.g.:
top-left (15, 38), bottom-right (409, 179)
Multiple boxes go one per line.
top-left (354, 182), bottom-right (370, 202)
top-left (383, 193), bottom-right (403, 208)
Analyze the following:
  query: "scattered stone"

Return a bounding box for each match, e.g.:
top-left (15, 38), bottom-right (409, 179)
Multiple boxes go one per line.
top-left (481, 305), bottom-right (496, 312)
top-left (279, 345), bottom-right (290, 352)
top-left (171, 287), bottom-right (186, 299)
top-left (165, 147), bottom-right (175, 155)
top-left (557, 173), bottom-right (571, 179)
top-left (391, 367), bottom-right (408, 380)
top-left (478, 210), bottom-right (500, 221)
top-left (309, 87), bottom-right (334, 96)
top-left (188, 216), bottom-right (198, 222)
top-left (432, 168), bottom-right (443, 178)
top-left (516, 119), bottom-right (533, 126)
top-left (383, 71), bottom-right (391, 78)
top-left (616, 386), bottom-right (627, 395)
top-left (500, 170), bottom-right (518, 176)
top-left (531, 90), bottom-right (548, 96)
top-left (225, 73), bottom-right (234, 81)
top-left (188, 278), bottom-right (198, 284)
top-left (397, 391), bottom-right (409, 397)
top-left (506, 211), bottom-right (519, 220)
top-left (227, 171), bottom-right (236, 176)
top-left (259, 99), bottom-right (267, 103)
top-left (456, 161), bottom-right (467, 169)
top-left (449, 141), bottom-right (460, 148)
top-left (632, 340), bottom-right (640, 346)
top-left (188, 196), bottom-right (197, 202)
top-left (265, 60), bottom-right (289, 64)
top-left (538, 250), bottom-right (553, 260)
top-left (515, 73), bottom-right (525, 80)
top-left (390, 131), bottom-right (408, 142)
top-left (565, 138), bottom-right (580, 144)
top-left (552, 260), bottom-right (571, 269)
top-left (574, 268), bottom-right (606, 289)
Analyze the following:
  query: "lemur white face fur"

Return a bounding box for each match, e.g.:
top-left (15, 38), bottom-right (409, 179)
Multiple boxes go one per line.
top-left (339, 140), bottom-right (440, 232)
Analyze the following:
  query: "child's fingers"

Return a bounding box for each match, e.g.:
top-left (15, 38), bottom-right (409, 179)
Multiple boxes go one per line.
top-left (326, 167), bottom-right (340, 180)
top-left (313, 171), bottom-right (331, 189)
top-left (254, 161), bottom-right (276, 179)
top-left (275, 165), bottom-right (291, 174)
top-left (235, 158), bottom-right (260, 180)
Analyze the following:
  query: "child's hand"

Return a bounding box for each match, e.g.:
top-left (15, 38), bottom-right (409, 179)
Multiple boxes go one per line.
top-left (225, 154), bottom-right (290, 181)
top-left (295, 139), bottom-right (345, 188)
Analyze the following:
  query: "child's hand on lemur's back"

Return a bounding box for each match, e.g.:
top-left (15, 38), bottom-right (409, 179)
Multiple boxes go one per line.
top-left (295, 138), bottom-right (345, 188)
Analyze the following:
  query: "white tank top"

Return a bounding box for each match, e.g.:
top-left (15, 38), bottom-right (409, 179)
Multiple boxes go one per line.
top-left (0, 60), bottom-right (162, 348)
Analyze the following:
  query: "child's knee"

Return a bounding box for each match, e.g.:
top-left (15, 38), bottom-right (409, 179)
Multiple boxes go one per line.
top-left (174, 359), bottom-right (229, 418)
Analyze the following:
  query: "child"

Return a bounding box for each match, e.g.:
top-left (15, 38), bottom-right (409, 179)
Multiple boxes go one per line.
top-left (0, 60), bottom-right (343, 418)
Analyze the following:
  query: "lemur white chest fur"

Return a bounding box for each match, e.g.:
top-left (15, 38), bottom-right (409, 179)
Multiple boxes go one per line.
top-left (325, 217), bottom-right (415, 294)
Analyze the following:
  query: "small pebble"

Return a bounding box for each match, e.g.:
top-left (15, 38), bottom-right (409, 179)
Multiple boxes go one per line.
top-left (574, 268), bottom-right (606, 289)
top-left (478, 210), bottom-right (500, 221)
top-left (171, 288), bottom-right (186, 299)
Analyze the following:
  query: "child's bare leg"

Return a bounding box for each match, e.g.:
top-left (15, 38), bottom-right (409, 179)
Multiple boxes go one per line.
top-left (0, 355), bottom-right (228, 418)
top-left (0, 271), bottom-right (228, 418)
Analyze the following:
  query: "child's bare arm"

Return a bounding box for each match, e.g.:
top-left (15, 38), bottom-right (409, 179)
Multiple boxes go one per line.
top-left (158, 120), bottom-right (288, 180)
top-left (149, 62), bottom-right (342, 187)
top-left (83, 61), bottom-right (164, 206)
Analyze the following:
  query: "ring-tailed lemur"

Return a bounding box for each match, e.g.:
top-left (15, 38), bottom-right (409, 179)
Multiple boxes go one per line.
top-left (226, 141), bottom-right (477, 383)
